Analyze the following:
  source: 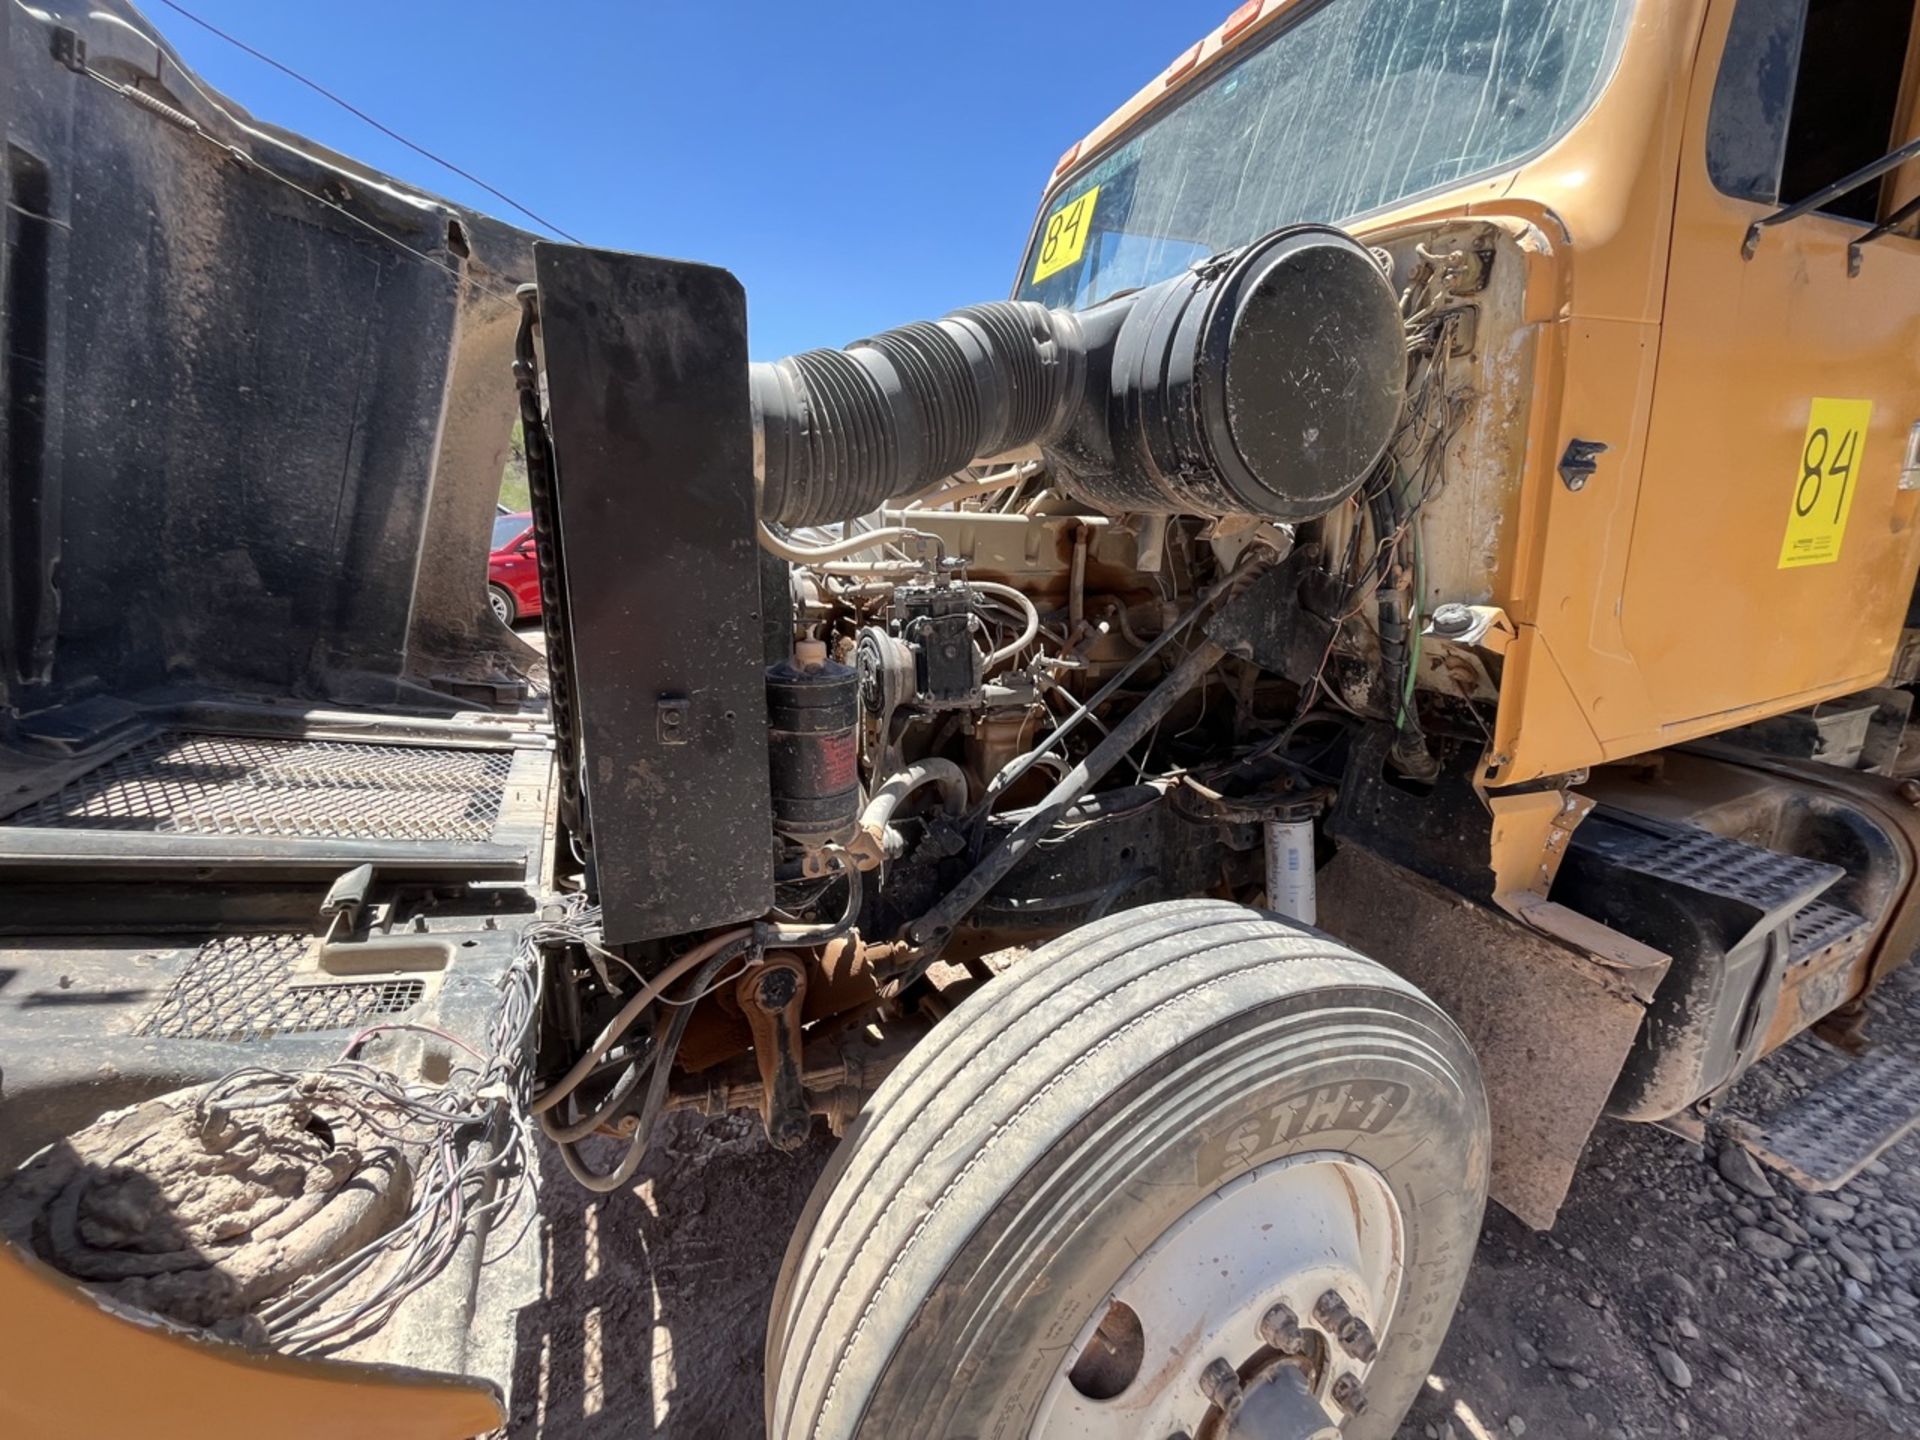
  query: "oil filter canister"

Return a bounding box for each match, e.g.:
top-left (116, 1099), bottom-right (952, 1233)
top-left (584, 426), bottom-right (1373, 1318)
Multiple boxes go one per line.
top-left (766, 639), bottom-right (860, 848)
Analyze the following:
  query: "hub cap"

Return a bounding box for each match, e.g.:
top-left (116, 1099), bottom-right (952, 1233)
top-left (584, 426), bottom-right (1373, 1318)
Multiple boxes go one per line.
top-left (1032, 1151), bottom-right (1403, 1439)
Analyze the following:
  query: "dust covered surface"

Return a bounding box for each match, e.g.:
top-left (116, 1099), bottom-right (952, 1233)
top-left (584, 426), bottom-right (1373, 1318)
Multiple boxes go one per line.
top-left (516, 1101), bottom-right (1920, 1439)
top-left (0, 1087), bottom-right (406, 1342)
top-left (510, 1113), bottom-right (833, 1440)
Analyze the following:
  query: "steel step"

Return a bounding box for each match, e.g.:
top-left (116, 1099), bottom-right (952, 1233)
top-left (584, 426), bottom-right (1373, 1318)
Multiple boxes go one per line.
top-left (1720, 961), bottom-right (1920, 1192)
top-left (1573, 809), bottom-right (1844, 931)
top-left (1788, 897), bottom-right (1871, 965)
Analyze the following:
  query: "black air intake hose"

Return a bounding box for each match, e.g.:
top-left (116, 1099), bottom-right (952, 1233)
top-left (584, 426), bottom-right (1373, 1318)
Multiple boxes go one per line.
top-left (752, 302), bottom-right (1084, 528)
top-left (752, 225), bottom-right (1406, 529)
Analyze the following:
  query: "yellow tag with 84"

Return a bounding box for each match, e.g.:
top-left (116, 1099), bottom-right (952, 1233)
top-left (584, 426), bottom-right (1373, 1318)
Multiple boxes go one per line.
top-left (1779, 397), bottom-right (1872, 569)
top-left (1031, 186), bottom-right (1100, 284)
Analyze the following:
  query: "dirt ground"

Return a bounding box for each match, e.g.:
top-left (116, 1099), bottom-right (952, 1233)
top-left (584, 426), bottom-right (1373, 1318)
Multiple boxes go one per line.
top-left (508, 1058), bottom-right (1919, 1440)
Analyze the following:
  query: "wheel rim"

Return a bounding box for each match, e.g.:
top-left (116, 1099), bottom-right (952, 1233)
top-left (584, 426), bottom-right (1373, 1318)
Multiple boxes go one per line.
top-left (489, 589), bottom-right (512, 625)
top-left (1031, 1150), bottom-right (1403, 1439)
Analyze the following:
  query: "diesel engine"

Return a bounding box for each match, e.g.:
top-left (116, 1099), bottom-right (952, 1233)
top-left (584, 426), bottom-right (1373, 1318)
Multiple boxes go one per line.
top-left (521, 221), bottom-right (1474, 1159)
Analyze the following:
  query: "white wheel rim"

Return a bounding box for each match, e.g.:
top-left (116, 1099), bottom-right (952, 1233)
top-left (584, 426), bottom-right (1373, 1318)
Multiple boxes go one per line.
top-left (1032, 1150), bottom-right (1403, 1439)
top-left (491, 590), bottom-right (511, 624)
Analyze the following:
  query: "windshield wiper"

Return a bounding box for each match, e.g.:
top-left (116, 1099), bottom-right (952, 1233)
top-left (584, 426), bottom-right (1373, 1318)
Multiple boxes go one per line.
top-left (1743, 132), bottom-right (1920, 260)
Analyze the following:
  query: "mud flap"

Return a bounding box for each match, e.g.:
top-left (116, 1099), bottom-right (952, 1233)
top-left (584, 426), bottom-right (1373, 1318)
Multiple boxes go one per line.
top-left (1318, 845), bottom-right (1668, 1228)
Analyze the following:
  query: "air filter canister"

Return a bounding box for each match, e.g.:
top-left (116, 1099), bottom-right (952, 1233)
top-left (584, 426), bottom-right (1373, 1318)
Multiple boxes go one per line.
top-left (749, 224), bottom-right (1405, 527)
top-left (1046, 224), bottom-right (1408, 522)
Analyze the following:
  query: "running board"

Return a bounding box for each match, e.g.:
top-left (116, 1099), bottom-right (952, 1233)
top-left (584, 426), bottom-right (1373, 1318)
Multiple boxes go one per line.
top-left (1719, 962), bottom-right (1920, 1192)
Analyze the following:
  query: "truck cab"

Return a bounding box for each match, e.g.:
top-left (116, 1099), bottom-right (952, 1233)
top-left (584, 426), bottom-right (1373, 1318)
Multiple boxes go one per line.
top-left (4, 3), bottom-right (1920, 1438)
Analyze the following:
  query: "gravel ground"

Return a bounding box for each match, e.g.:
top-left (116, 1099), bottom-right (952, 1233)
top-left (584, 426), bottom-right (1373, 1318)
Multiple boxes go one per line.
top-left (507, 999), bottom-right (1920, 1439)
top-left (1398, 1120), bottom-right (1918, 1440)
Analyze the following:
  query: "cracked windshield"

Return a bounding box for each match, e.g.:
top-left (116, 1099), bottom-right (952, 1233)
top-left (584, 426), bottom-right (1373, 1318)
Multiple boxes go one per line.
top-left (1021, 0), bottom-right (1629, 310)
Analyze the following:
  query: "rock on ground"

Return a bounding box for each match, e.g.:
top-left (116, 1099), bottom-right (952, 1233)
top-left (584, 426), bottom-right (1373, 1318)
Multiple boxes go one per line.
top-left (1715, 1145), bottom-right (1776, 1200)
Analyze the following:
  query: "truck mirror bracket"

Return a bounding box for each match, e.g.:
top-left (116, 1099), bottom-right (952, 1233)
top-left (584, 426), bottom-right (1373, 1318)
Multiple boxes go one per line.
top-left (1743, 132), bottom-right (1920, 260)
top-left (1848, 191), bottom-right (1920, 277)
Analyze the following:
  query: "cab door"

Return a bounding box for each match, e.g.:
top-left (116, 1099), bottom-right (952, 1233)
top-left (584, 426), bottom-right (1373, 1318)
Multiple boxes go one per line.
top-left (1619, 0), bottom-right (1920, 733)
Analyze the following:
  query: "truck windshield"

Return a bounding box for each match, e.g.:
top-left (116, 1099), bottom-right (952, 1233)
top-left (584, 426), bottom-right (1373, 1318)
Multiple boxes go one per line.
top-left (1019, 0), bottom-right (1630, 309)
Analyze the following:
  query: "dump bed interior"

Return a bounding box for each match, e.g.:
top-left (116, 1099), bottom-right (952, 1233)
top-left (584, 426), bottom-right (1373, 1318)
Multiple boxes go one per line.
top-left (0, 0), bottom-right (550, 1386)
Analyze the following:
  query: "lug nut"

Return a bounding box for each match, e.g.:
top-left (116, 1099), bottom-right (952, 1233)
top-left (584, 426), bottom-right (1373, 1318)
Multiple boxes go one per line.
top-left (1331, 1373), bottom-right (1368, 1415)
top-left (1315, 1288), bottom-right (1378, 1363)
top-left (1337, 1313), bottom-right (1378, 1363)
top-left (1198, 1356), bottom-right (1241, 1410)
top-left (1259, 1301), bottom-right (1306, 1354)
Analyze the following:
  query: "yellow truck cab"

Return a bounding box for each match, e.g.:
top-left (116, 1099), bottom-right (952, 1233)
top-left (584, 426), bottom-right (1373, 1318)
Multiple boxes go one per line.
top-left (1025, 0), bottom-right (1920, 787)
top-left (4, 3), bottom-right (1920, 1438)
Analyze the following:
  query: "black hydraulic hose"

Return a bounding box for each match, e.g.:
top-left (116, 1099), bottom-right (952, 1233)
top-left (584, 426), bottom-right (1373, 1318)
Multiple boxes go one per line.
top-left (760, 863), bottom-right (864, 948)
top-left (974, 601), bottom-right (1203, 824)
top-left (553, 939), bottom-right (748, 1193)
top-left (540, 1041), bottom-right (652, 1145)
top-left (907, 637), bottom-right (1228, 947)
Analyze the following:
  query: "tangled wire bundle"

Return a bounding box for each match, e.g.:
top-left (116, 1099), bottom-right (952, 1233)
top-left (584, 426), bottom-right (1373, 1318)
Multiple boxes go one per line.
top-left (238, 904), bottom-right (549, 1353)
top-left (0, 905), bottom-right (548, 1356)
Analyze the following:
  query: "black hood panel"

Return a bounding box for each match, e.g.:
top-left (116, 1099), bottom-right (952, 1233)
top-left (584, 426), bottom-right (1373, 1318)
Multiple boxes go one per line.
top-left (1, 0), bottom-right (539, 733)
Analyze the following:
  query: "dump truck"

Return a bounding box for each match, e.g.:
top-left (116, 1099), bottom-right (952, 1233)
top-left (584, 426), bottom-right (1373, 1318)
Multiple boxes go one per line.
top-left (5, 0), bottom-right (1920, 1436)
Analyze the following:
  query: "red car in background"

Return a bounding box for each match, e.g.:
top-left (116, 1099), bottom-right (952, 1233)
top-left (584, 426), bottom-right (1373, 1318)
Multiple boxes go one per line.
top-left (488, 512), bottom-right (541, 625)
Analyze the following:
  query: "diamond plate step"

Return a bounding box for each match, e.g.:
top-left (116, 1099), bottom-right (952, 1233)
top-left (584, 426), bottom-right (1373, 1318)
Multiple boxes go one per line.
top-left (1788, 897), bottom-right (1870, 965)
top-left (1574, 811), bottom-right (1843, 929)
top-left (1721, 965), bottom-right (1920, 1192)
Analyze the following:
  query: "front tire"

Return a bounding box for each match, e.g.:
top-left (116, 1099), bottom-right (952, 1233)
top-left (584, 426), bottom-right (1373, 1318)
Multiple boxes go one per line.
top-left (766, 900), bottom-right (1488, 1439)
top-left (488, 583), bottom-right (517, 626)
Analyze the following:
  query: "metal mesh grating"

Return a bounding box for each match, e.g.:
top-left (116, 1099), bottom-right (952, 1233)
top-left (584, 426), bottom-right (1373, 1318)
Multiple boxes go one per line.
top-left (4, 733), bottom-right (512, 842)
top-left (137, 933), bottom-right (426, 1041)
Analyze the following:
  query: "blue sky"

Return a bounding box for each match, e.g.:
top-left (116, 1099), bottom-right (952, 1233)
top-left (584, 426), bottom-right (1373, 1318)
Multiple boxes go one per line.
top-left (152, 1), bottom-right (1218, 358)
